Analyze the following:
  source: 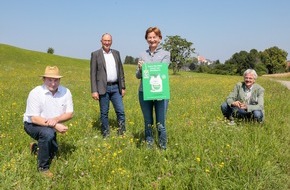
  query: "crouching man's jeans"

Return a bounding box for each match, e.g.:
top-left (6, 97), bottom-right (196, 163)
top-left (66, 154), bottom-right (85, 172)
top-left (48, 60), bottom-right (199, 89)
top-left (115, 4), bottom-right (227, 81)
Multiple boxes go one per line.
top-left (24, 122), bottom-right (58, 170)
top-left (139, 91), bottom-right (168, 149)
top-left (221, 102), bottom-right (263, 122)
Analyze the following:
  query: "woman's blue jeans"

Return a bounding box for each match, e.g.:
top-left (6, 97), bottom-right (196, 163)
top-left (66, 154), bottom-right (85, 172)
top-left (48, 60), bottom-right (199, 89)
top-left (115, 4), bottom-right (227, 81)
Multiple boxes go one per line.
top-left (24, 122), bottom-right (57, 170)
top-left (99, 84), bottom-right (125, 135)
top-left (138, 91), bottom-right (168, 148)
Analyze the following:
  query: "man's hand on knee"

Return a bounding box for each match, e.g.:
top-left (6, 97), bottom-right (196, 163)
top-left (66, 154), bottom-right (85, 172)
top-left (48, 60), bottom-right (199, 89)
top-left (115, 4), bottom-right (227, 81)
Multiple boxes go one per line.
top-left (54, 123), bottom-right (68, 134)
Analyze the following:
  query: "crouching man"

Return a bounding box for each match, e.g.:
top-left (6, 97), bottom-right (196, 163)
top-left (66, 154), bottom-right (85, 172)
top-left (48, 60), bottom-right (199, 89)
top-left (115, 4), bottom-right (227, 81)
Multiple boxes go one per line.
top-left (221, 69), bottom-right (264, 123)
top-left (23, 66), bottom-right (74, 177)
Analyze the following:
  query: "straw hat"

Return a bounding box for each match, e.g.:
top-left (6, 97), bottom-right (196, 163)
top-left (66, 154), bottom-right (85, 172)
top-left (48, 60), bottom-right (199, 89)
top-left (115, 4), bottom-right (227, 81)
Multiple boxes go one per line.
top-left (40, 66), bottom-right (63, 78)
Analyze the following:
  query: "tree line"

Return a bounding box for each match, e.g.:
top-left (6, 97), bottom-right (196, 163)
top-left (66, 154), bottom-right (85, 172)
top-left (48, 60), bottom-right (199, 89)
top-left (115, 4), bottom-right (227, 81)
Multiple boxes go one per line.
top-left (123, 36), bottom-right (289, 76)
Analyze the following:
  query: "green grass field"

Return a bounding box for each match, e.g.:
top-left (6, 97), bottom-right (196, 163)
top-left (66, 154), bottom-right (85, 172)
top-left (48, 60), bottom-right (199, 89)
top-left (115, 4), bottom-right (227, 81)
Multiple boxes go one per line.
top-left (0, 44), bottom-right (289, 189)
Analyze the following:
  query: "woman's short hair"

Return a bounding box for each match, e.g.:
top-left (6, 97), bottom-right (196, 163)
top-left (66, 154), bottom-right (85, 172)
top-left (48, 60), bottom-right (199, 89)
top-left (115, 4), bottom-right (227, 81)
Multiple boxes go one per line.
top-left (145, 27), bottom-right (162, 40)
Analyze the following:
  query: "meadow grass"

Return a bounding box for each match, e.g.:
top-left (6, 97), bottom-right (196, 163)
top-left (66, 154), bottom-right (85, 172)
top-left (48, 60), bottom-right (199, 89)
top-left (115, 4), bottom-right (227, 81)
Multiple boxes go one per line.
top-left (0, 44), bottom-right (289, 189)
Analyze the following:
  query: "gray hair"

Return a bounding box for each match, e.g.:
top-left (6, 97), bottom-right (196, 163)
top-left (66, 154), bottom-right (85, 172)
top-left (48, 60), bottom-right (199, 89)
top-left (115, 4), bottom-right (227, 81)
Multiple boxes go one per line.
top-left (101, 33), bottom-right (112, 39)
top-left (243, 69), bottom-right (258, 79)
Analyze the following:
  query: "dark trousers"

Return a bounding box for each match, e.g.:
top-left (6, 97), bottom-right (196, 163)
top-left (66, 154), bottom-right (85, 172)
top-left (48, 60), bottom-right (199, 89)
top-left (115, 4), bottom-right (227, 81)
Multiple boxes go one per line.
top-left (221, 102), bottom-right (263, 122)
top-left (99, 84), bottom-right (125, 134)
top-left (138, 91), bottom-right (168, 148)
top-left (24, 122), bottom-right (58, 170)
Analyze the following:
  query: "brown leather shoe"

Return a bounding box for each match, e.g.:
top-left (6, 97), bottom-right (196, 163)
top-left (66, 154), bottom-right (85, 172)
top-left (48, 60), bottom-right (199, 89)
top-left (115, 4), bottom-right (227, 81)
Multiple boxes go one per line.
top-left (30, 142), bottom-right (38, 155)
top-left (40, 169), bottom-right (53, 178)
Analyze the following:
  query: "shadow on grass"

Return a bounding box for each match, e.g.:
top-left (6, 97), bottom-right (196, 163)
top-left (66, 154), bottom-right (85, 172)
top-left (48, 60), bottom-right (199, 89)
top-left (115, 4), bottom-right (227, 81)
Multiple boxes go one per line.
top-left (132, 130), bottom-right (144, 148)
top-left (90, 113), bottom-right (146, 148)
top-left (91, 117), bottom-right (122, 133)
top-left (131, 125), bottom-right (161, 149)
top-left (58, 142), bottom-right (77, 159)
top-left (91, 117), bottom-right (102, 131)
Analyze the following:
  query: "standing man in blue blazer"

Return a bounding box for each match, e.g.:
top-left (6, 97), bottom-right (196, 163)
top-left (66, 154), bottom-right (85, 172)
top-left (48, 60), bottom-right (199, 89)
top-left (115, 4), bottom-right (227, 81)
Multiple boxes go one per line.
top-left (90, 33), bottom-right (126, 137)
top-left (221, 69), bottom-right (265, 123)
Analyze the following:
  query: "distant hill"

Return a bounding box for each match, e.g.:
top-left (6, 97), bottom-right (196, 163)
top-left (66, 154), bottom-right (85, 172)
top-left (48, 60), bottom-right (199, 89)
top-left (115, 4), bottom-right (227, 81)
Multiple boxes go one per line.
top-left (0, 43), bottom-right (88, 66)
top-left (0, 43), bottom-right (91, 80)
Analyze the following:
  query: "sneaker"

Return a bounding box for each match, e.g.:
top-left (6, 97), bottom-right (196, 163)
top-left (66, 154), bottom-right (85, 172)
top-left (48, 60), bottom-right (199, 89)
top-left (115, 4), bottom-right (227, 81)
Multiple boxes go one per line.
top-left (40, 169), bottom-right (53, 178)
top-left (160, 145), bottom-right (166, 150)
top-left (117, 126), bottom-right (126, 136)
top-left (102, 126), bottom-right (110, 139)
top-left (146, 141), bottom-right (154, 149)
top-left (227, 116), bottom-right (235, 126)
top-left (228, 116), bottom-right (234, 122)
top-left (159, 141), bottom-right (167, 150)
top-left (102, 131), bottom-right (110, 139)
top-left (117, 121), bottom-right (126, 136)
top-left (30, 142), bottom-right (38, 155)
top-left (228, 120), bottom-right (236, 126)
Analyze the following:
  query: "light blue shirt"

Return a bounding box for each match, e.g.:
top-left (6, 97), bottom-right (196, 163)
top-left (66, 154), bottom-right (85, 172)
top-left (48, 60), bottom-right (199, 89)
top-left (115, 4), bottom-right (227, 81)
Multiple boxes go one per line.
top-left (136, 46), bottom-right (170, 91)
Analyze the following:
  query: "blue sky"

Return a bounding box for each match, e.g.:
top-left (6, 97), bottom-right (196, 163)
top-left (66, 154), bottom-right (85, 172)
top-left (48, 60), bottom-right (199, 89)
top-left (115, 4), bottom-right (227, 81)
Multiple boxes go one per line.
top-left (1, 0), bottom-right (289, 62)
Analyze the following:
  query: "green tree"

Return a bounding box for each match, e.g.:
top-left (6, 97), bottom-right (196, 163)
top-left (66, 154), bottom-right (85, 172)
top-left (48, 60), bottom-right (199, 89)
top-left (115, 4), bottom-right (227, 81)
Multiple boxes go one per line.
top-left (225, 49), bottom-right (262, 75)
top-left (248, 49), bottom-right (267, 75)
top-left (210, 63), bottom-right (236, 75)
top-left (134, 58), bottom-right (139, 65)
top-left (232, 51), bottom-right (249, 75)
top-left (124, 56), bottom-right (135, 64)
top-left (162, 35), bottom-right (195, 74)
top-left (197, 65), bottom-right (210, 73)
top-left (192, 57), bottom-right (198, 64)
top-left (189, 57), bottom-right (198, 71)
top-left (47, 47), bottom-right (54, 54)
top-left (260, 46), bottom-right (288, 74)
top-left (215, 59), bottom-right (221, 65)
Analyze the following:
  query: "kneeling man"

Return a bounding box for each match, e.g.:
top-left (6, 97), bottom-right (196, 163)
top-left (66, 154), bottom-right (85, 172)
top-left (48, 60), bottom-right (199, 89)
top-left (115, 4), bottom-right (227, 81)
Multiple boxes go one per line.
top-left (221, 69), bottom-right (264, 123)
top-left (24, 66), bottom-right (73, 177)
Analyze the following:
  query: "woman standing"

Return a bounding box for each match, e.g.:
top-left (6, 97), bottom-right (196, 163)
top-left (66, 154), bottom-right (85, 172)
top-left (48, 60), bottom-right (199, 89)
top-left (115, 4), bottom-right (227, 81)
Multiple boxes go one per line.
top-left (136, 27), bottom-right (171, 150)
